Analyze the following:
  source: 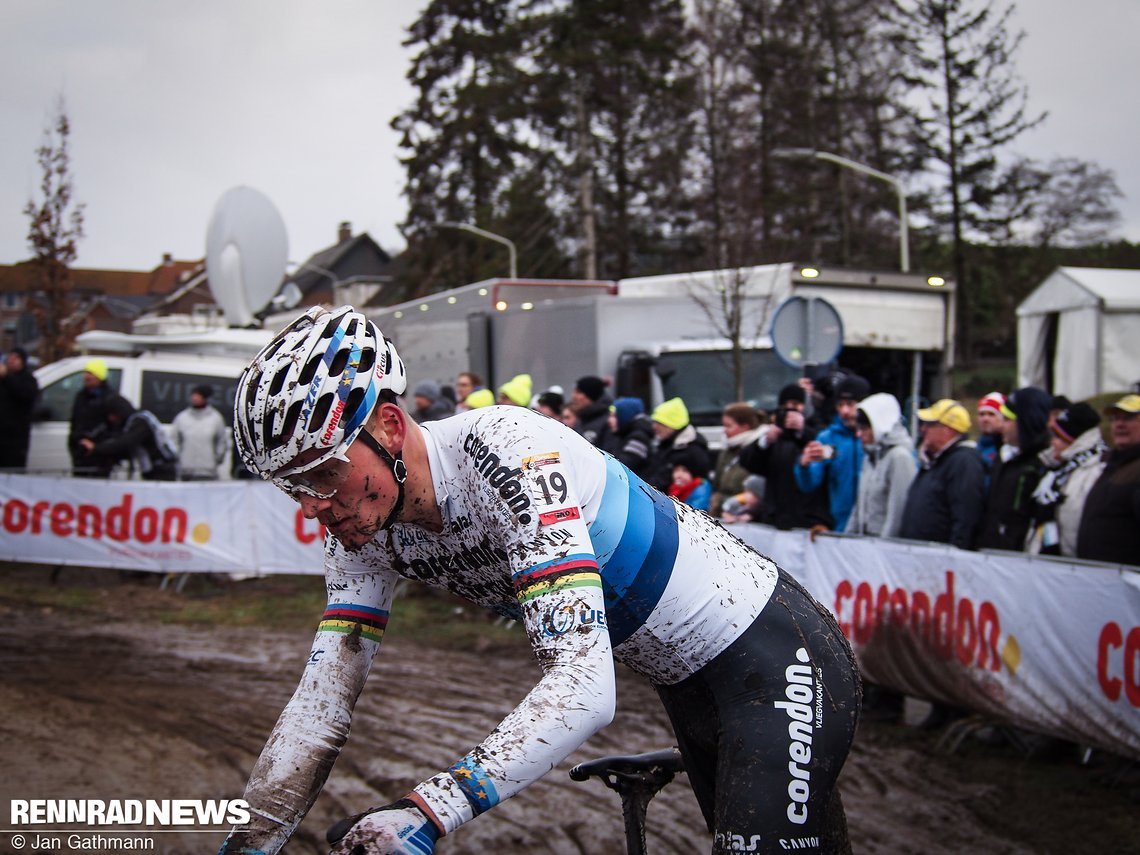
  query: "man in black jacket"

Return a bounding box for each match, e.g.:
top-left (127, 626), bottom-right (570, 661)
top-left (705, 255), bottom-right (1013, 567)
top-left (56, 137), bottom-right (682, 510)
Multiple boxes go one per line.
top-left (0, 347), bottom-right (39, 469)
top-left (898, 399), bottom-right (985, 550)
top-left (1077, 394), bottom-right (1140, 566)
top-left (739, 384), bottom-right (832, 531)
top-left (897, 398), bottom-right (987, 730)
top-left (976, 387), bottom-right (1053, 552)
top-left (69, 358), bottom-right (116, 477)
top-left (570, 375), bottom-right (612, 448)
top-left (79, 394), bottom-right (179, 481)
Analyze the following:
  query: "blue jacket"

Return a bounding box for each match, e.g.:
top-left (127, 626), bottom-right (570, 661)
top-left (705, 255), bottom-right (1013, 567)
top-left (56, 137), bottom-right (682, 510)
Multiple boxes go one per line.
top-left (794, 417), bottom-right (863, 531)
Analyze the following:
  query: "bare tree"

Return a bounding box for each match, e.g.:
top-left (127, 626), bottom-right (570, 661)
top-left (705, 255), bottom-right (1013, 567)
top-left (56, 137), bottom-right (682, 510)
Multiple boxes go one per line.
top-left (24, 97), bottom-right (85, 365)
top-left (685, 266), bottom-right (780, 401)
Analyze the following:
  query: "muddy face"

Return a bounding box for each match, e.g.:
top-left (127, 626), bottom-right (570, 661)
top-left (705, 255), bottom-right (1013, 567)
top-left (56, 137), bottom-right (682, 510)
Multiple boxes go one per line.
top-left (298, 461), bottom-right (400, 551)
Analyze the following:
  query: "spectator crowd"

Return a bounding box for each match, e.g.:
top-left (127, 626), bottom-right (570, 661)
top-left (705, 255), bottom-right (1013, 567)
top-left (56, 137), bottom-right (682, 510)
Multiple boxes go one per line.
top-left (404, 367), bottom-right (1140, 577)
top-left (5, 350), bottom-right (1135, 570)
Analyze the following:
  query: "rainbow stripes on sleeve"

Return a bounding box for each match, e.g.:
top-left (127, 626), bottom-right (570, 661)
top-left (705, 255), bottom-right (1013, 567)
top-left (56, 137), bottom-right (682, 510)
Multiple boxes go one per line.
top-left (513, 554), bottom-right (601, 604)
top-left (317, 603), bottom-right (389, 643)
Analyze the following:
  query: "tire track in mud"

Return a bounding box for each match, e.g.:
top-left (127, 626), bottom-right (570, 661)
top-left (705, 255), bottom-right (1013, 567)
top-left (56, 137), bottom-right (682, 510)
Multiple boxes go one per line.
top-left (0, 603), bottom-right (1129, 854)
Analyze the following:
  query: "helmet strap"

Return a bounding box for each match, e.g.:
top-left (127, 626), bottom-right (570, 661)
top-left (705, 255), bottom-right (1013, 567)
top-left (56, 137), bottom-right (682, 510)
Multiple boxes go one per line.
top-left (357, 428), bottom-right (406, 528)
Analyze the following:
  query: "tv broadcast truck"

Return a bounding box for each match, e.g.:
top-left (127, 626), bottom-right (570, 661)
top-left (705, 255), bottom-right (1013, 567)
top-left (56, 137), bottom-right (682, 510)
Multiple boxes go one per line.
top-left (373, 262), bottom-right (955, 445)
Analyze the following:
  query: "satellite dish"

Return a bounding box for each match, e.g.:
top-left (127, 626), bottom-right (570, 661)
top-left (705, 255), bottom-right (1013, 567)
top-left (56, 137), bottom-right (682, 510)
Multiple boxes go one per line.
top-left (205, 186), bottom-right (288, 326)
top-left (770, 295), bottom-right (844, 369)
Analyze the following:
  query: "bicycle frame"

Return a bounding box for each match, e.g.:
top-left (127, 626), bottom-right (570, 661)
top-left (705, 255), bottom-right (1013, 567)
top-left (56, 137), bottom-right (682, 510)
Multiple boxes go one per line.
top-left (569, 748), bottom-right (686, 855)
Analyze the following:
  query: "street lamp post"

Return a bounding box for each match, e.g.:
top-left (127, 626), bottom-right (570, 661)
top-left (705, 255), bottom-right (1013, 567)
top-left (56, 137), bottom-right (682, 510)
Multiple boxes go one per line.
top-left (434, 221), bottom-right (518, 280)
top-left (773, 148), bottom-right (932, 433)
top-left (771, 148), bottom-right (909, 272)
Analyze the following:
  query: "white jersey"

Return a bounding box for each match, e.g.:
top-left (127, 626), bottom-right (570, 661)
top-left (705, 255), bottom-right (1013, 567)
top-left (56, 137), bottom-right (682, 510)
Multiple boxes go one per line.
top-left (235, 406), bottom-right (779, 849)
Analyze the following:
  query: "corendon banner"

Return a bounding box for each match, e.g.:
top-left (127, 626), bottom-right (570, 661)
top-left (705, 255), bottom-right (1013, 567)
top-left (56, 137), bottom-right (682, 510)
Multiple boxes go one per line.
top-left (736, 525), bottom-right (1140, 761)
top-left (2, 474), bottom-right (1138, 759)
top-left (0, 474), bottom-right (325, 574)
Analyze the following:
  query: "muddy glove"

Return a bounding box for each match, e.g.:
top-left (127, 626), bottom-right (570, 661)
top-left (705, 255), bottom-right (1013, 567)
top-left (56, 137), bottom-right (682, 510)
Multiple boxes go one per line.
top-left (327, 799), bottom-right (439, 855)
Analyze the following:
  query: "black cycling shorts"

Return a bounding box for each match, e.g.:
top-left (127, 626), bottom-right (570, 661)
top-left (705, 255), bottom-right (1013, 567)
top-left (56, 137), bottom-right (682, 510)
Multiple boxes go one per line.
top-left (656, 567), bottom-right (862, 854)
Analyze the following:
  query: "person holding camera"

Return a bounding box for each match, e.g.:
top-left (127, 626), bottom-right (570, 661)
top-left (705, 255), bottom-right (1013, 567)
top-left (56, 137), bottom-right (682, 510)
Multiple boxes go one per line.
top-left (793, 374), bottom-right (871, 533)
top-left (739, 383), bottom-right (833, 531)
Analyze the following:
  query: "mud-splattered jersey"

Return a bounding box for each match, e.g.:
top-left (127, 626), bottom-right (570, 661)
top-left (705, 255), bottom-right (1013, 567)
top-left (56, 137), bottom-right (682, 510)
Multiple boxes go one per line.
top-left (231, 406), bottom-right (779, 850)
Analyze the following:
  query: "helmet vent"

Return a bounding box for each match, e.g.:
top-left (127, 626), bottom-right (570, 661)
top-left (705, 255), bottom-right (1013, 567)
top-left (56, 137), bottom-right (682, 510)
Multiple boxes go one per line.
top-left (274, 400), bottom-right (304, 449)
top-left (308, 393), bottom-right (334, 434)
top-left (342, 386), bottom-right (366, 425)
top-left (268, 365), bottom-right (290, 397)
top-left (328, 347), bottom-right (351, 377)
top-left (298, 354), bottom-right (323, 386)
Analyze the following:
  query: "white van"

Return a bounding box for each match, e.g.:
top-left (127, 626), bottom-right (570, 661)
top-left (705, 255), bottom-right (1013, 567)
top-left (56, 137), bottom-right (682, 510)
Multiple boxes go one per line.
top-left (28, 328), bottom-right (272, 476)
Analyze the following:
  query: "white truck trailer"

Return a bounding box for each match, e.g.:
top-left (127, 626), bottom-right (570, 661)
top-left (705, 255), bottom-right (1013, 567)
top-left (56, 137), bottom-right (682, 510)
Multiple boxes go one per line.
top-left (372, 262), bottom-right (954, 436)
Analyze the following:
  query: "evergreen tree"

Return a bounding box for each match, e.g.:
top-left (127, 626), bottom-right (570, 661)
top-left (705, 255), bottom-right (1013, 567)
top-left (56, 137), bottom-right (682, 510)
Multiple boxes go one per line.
top-left (524, 0), bottom-right (696, 280)
top-left (886, 0), bottom-right (1045, 361)
top-left (725, 0), bottom-right (909, 269)
top-left (393, 0), bottom-right (539, 295)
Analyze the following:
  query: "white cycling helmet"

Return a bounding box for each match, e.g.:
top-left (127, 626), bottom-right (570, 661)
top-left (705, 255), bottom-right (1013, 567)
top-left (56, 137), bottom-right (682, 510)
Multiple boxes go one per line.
top-left (234, 305), bottom-right (407, 484)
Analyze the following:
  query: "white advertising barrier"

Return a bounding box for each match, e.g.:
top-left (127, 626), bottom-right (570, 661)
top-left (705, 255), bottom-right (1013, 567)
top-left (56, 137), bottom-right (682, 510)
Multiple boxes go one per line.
top-left (735, 524), bottom-right (1140, 760)
top-left (3, 473), bottom-right (1138, 759)
top-left (0, 474), bottom-right (326, 574)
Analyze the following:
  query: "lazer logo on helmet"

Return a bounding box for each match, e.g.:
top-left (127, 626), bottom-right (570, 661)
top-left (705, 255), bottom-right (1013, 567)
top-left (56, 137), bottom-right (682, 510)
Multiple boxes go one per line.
top-left (463, 433), bottom-right (533, 524)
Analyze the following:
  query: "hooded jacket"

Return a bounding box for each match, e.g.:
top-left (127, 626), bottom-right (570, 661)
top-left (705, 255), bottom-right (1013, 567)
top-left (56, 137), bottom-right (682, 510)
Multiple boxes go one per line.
top-left (602, 403), bottom-right (655, 477)
top-left (0, 361), bottom-right (39, 467)
top-left (976, 387), bottom-right (1053, 552)
top-left (172, 403), bottom-right (228, 479)
top-left (69, 380), bottom-right (115, 476)
top-left (847, 394), bottom-right (917, 538)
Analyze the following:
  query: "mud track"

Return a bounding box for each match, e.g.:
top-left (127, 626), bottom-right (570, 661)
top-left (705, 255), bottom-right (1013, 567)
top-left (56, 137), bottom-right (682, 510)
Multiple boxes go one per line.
top-left (0, 573), bottom-right (1134, 854)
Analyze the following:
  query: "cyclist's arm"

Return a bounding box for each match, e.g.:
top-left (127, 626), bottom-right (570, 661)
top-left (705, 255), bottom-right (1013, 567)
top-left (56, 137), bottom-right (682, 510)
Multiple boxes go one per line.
top-left (410, 455), bottom-right (616, 837)
top-left (220, 543), bottom-right (399, 855)
top-left (411, 558), bottom-right (614, 836)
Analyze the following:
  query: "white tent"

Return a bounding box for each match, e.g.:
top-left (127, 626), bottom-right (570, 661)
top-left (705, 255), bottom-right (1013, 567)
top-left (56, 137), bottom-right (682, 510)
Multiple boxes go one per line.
top-left (1017, 266), bottom-right (1140, 400)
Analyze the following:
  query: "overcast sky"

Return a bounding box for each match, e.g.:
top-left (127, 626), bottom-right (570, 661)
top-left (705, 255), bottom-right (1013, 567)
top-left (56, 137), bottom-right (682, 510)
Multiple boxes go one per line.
top-left (2, 0), bottom-right (1138, 273)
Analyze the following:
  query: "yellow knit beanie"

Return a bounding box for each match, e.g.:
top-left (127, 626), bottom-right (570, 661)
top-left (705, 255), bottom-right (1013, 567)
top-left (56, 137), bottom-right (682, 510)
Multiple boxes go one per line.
top-left (84, 358), bottom-right (109, 382)
top-left (498, 374), bottom-right (533, 407)
top-left (652, 397), bottom-right (689, 431)
top-left (465, 388), bottom-right (495, 409)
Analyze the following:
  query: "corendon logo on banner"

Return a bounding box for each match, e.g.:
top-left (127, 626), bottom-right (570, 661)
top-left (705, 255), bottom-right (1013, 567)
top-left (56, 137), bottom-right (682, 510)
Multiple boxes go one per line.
top-left (1098, 622), bottom-right (1140, 708)
top-left (1, 493), bottom-right (207, 545)
top-left (295, 510), bottom-right (327, 544)
top-left (834, 570), bottom-right (1011, 674)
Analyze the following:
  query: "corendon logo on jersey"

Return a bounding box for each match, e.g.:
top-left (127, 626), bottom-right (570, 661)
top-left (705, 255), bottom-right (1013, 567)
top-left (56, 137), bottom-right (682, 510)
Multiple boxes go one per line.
top-left (463, 433), bottom-right (533, 524)
top-left (774, 647), bottom-right (822, 827)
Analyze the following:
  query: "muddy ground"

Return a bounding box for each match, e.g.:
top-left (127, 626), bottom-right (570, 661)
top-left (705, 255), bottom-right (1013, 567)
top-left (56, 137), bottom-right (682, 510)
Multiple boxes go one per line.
top-left (0, 565), bottom-right (1135, 855)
